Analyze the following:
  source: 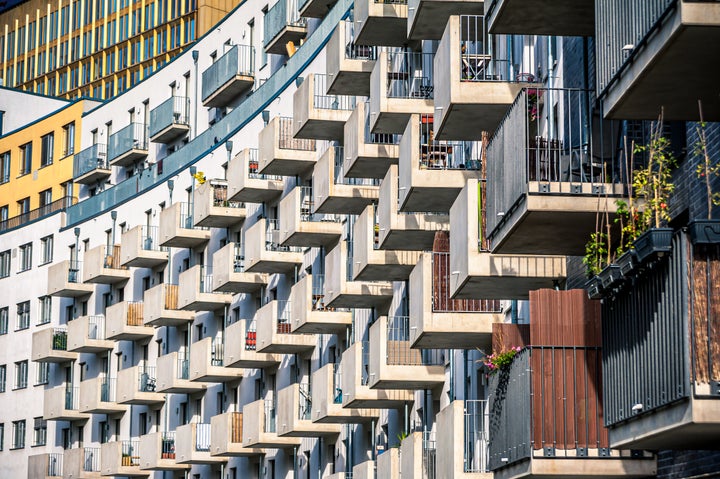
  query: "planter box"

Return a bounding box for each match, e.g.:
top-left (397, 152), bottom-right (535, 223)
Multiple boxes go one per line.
top-left (617, 249), bottom-right (639, 276)
top-left (585, 276), bottom-right (604, 300)
top-left (599, 264), bottom-right (623, 290)
top-left (688, 219), bottom-right (720, 245)
top-left (633, 227), bottom-right (673, 263)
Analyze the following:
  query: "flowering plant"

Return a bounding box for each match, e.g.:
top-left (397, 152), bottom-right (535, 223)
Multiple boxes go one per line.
top-left (482, 346), bottom-right (522, 374)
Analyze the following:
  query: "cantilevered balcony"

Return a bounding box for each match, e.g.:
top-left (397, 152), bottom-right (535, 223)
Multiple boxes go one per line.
top-left (188, 336), bottom-right (243, 382)
top-left (299, 0), bottom-right (336, 17)
top-left (193, 180), bottom-right (247, 228)
top-left (449, 179), bottom-right (567, 299)
top-left (82, 244), bottom-right (131, 285)
top-left (175, 423), bottom-right (227, 464)
top-left (28, 453), bottom-right (64, 479)
top-left (32, 327), bottom-right (77, 363)
top-left (120, 225), bottom-right (168, 267)
top-left (486, 88), bottom-right (627, 255)
top-left (485, 0), bottom-right (593, 36)
top-left (596, 0), bottom-right (720, 121)
top-left (354, 0), bottom-right (408, 46)
top-left (100, 441), bottom-right (148, 477)
top-left (108, 123), bottom-right (148, 167)
top-left (398, 431), bottom-right (438, 479)
top-left (212, 243), bottom-right (268, 293)
top-left (343, 100), bottom-right (399, 179)
top-left (369, 50), bottom-right (435, 134)
top-left (294, 73), bottom-right (356, 140)
top-left (437, 400), bottom-right (491, 478)
top-left (73, 143), bottom-right (110, 185)
top-left (116, 365), bottom-right (165, 405)
top-left (156, 351), bottom-right (206, 393)
top-left (227, 148), bottom-right (284, 204)
top-left (143, 283), bottom-right (195, 327)
top-left (202, 44), bottom-right (255, 108)
top-left (311, 363), bottom-right (379, 423)
top-left (434, 15), bottom-right (536, 139)
top-left (43, 385), bottom-right (89, 421)
top-left (210, 412), bottom-right (264, 457)
top-left (64, 446), bottom-right (102, 478)
top-left (288, 274), bottom-right (352, 334)
top-left (377, 447), bottom-right (401, 478)
top-left (409, 252), bottom-right (503, 349)
top-left (263, 0), bottom-right (307, 54)
top-left (314, 146), bottom-right (379, 215)
top-left (149, 96), bottom-right (190, 143)
top-left (277, 383), bottom-right (342, 437)
top-left (258, 116), bottom-right (317, 176)
top-left (178, 265), bottom-right (233, 311)
top-left (398, 114), bottom-right (481, 212)
top-left (48, 260), bottom-right (93, 297)
top-left (106, 301), bottom-right (153, 341)
top-left (326, 21), bottom-right (376, 96)
top-left (256, 300), bottom-right (316, 354)
top-left (138, 432), bottom-right (190, 471)
top-left (158, 202), bottom-right (211, 248)
top-left (79, 376), bottom-right (127, 414)
top-left (242, 399), bottom-right (303, 448)
top-left (224, 319), bottom-right (280, 368)
top-left (244, 218), bottom-right (304, 273)
top-left (67, 315), bottom-right (113, 353)
top-left (278, 186), bottom-right (343, 247)
top-left (340, 341), bottom-right (414, 408)
top-left (407, 0), bottom-right (484, 39)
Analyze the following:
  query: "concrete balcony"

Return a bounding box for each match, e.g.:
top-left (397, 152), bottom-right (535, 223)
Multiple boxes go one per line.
top-left (343, 101), bottom-right (399, 180)
top-left (378, 165), bottom-right (449, 250)
top-left (73, 143), bottom-right (110, 185)
top-left (81, 244), bottom-right (130, 285)
top-left (116, 365), bottom-right (165, 405)
top-left (63, 446), bottom-right (102, 478)
top-left (28, 453), bottom-right (64, 479)
top-left (244, 218), bottom-right (304, 274)
top-left (212, 242), bottom-right (268, 293)
top-left (156, 351), bottom-right (207, 393)
top-left (369, 50), bottom-right (435, 134)
top-left (354, 0), bottom-right (408, 46)
top-left (407, 0), bottom-right (484, 39)
top-left (437, 401), bottom-right (491, 479)
top-left (158, 202), bottom-right (211, 248)
top-left (287, 274), bottom-right (352, 334)
top-left (485, 0), bottom-right (593, 35)
top-left (299, 0), bottom-right (337, 17)
top-left (178, 265), bottom-right (233, 311)
top-left (352, 461), bottom-right (376, 479)
top-left (263, 0), bottom-right (307, 54)
top-left (43, 386), bottom-right (89, 421)
top-left (326, 21), bottom-right (376, 96)
top-left (100, 441), bottom-right (149, 477)
top-left (398, 114), bottom-right (481, 212)
top-left (148, 96), bottom-right (190, 144)
top-left (352, 205), bottom-right (422, 281)
top-left (409, 252), bottom-right (503, 350)
top-left (227, 148), bottom-right (284, 204)
top-left (107, 122), bottom-right (148, 168)
top-left (138, 432), bottom-right (190, 471)
top-left (376, 447), bottom-right (401, 478)
top-left (449, 179), bottom-right (567, 299)
top-left (278, 186), bottom-right (343, 248)
top-left (106, 301), bottom-right (153, 341)
top-left (293, 73), bottom-right (355, 140)
top-left (340, 341), bottom-right (414, 409)
top-left (276, 383), bottom-right (342, 437)
top-left (175, 423), bottom-right (227, 465)
top-left (224, 319), bottom-right (280, 369)
top-left (32, 327), bottom-right (77, 363)
top-left (210, 412), bottom-right (264, 457)
top-left (368, 316), bottom-right (445, 389)
top-left (399, 431), bottom-right (440, 479)
top-left (79, 376), bottom-right (127, 414)
top-left (255, 300), bottom-right (317, 354)
top-left (313, 146), bottom-right (379, 215)
top-left (188, 336), bottom-right (243, 382)
top-left (120, 225), bottom-right (168, 268)
top-left (201, 44), bottom-right (255, 108)
top-left (68, 315), bottom-right (114, 353)
top-left (311, 363), bottom-right (379, 424)
top-left (47, 260), bottom-right (94, 297)
top-left (193, 180), bottom-right (247, 228)
top-left (258, 116), bottom-right (316, 176)
top-left (142, 283), bottom-right (194, 327)
top-left (242, 399), bottom-right (303, 449)
top-left (434, 15), bottom-right (537, 139)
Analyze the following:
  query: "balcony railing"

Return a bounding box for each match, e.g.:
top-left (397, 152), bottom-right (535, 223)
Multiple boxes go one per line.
top-left (161, 432), bottom-right (176, 459)
top-left (233, 244), bottom-right (246, 272)
top-left (264, 0), bottom-right (306, 47)
top-left (431, 253), bottom-right (502, 313)
top-left (245, 320), bottom-right (257, 350)
top-left (333, 146), bottom-right (380, 185)
top-left (333, 363), bottom-right (343, 404)
top-left (458, 15), bottom-right (514, 82)
top-left (101, 376), bottom-right (118, 402)
top-left (417, 116), bottom-right (482, 170)
top-left (82, 447), bottom-right (101, 472)
top-left (386, 51), bottom-right (434, 99)
top-left (141, 225), bottom-right (165, 252)
top-left (108, 123), bottom-right (148, 161)
top-left (264, 399), bottom-right (277, 433)
top-left (247, 148), bottom-right (282, 180)
top-left (211, 336), bottom-right (225, 366)
top-left (211, 181), bottom-right (243, 208)
top-left (195, 423), bottom-right (212, 452)
top-left (277, 300), bottom-right (292, 333)
top-left (423, 431), bottom-right (437, 479)
top-left (87, 315), bottom-right (106, 340)
top-left (138, 365), bottom-right (157, 392)
top-left (46, 453), bottom-right (63, 477)
top-left (300, 186), bottom-right (341, 222)
top-left (313, 74), bottom-right (356, 110)
top-left (149, 96), bottom-right (190, 138)
top-left (0, 196), bottom-right (77, 233)
top-left (343, 20), bottom-right (376, 60)
top-left (387, 316), bottom-right (444, 365)
top-left (278, 117), bottom-right (315, 151)
top-left (121, 440), bottom-right (140, 467)
top-left (65, 386), bottom-right (80, 410)
top-left (199, 266), bottom-right (214, 293)
top-left (464, 400), bottom-right (489, 473)
top-left (266, 219), bottom-right (303, 252)
top-left (52, 328), bottom-right (69, 351)
top-left (299, 383), bottom-right (312, 420)
top-left (361, 341), bottom-right (371, 386)
top-left (103, 245), bottom-right (127, 270)
top-left (202, 44), bottom-right (255, 102)
top-left (177, 353), bottom-right (190, 380)
top-left (363, 100), bottom-right (399, 144)
top-left (73, 144), bottom-right (108, 177)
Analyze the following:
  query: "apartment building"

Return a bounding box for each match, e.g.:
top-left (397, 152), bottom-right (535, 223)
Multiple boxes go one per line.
top-left (0, 0), bottom-right (717, 478)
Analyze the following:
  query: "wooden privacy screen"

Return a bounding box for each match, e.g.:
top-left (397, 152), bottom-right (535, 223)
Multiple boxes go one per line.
top-left (165, 284), bottom-right (180, 310)
top-left (231, 412), bottom-right (243, 443)
top-left (127, 302), bottom-right (144, 326)
top-left (690, 243), bottom-right (720, 385)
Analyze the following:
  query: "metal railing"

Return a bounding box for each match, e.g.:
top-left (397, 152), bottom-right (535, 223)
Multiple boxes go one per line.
top-left (199, 266), bottom-right (214, 293)
top-left (300, 186), bottom-right (341, 222)
top-left (149, 96), bottom-right (190, 138)
top-left (264, 399), bottom-right (277, 433)
top-left (333, 363), bottom-right (343, 404)
top-left (277, 300), bottom-right (292, 333)
top-left (138, 365), bottom-right (157, 392)
top-left (431, 252), bottom-right (502, 313)
top-left (120, 440), bottom-right (140, 466)
top-left (265, 219), bottom-right (303, 252)
top-left (361, 341), bottom-right (371, 385)
top-left (195, 423), bottom-right (212, 452)
top-left (178, 201), bottom-right (208, 229)
top-left (313, 73), bottom-right (356, 110)
top-left (65, 386), bottom-right (80, 410)
top-left (386, 316), bottom-right (444, 365)
top-left (177, 354), bottom-right (190, 380)
top-left (386, 51), bottom-right (434, 99)
top-left (100, 376), bottom-right (117, 402)
top-left (298, 382), bottom-right (312, 420)
top-left (416, 115), bottom-right (482, 169)
top-left (333, 146), bottom-right (380, 185)
top-left (51, 328), bottom-right (68, 350)
top-left (278, 116), bottom-right (316, 151)
top-left (458, 15), bottom-right (514, 82)
top-left (161, 432), bottom-right (176, 459)
top-left (423, 431), bottom-right (437, 479)
top-left (46, 453), bottom-right (63, 476)
top-left (343, 20), bottom-right (376, 60)
top-left (375, 0), bottom-right (406, 4)
top-left (464, 400), bottom-right (489, 473)
top-left (363, 100), bottom-right (399, 144)
top-left (201, 44), bottom-right (255, 102)
top-left (73, 143), bottom-right (108, 178)
top-left (103, 244), bottom-right (126, 270)
top-left (211, 182), bottom-right (243, 208)
top-left (211, 336), bottom-right (225, 366)
top-left (82, 447), bottom-right (100, 472)
top-left (87, 315), bottom-right (106, 340)
top-left (140, 225), bottom-right (165, 251)
top-left (108, 122), bottom-right (148, 161)
top-left (245, 319), bottom-right (257, 350)
top-left (311, 274), bottom-right (327, 310)
top-left (264, 0), bottom-right (306, 47)
top-left (0, 196), bottom-right (77, 233)
top-left (67, 260), bottom-right (82, 283)
top-left (233, 243), bottom-right (246, 272)
top-left (247, 148), bottom-right (282, 180)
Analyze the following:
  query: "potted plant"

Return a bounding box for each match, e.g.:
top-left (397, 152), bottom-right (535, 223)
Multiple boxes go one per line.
top-left (583, 231), bottom-right (608, 299)
top-left (688, 107), bottom-right (720, 244)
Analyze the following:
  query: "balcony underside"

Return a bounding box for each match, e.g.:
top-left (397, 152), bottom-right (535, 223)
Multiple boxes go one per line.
top-left (265, 27), bottom-right (307, 55)
top-left (107, 329), bottom-right (154, 341)
top-left (118, 393), bottom-right (165, 406)
top-left (282, 226), bottom-right (343, 248)
top-left (343, 390), bottom-right (413, 409)
top-left (244, 436), bottom-right (302, 449)
top-left (295, 118), bottom-right (347, 141)
top-left (230, 184), bottom-right (283, 203)
top-left (327, 69), bottom-right (372, 96)
top-left (109, 149), bottom-right (148, 168)
top-left (292, 313), bottom-right (352, 335)
top-left (225, 355), bottom-right (279, 369)
top-left (378, 229), bottom-right (440, 251)
top-left (408, 0), bottom-right (485, 39)
top-left (435, 94), bottom-right (518, 140)
top-left (486, 0), bottom-right (595, 36)
top-left (369, 373), bottom-right (444, 390)
top-left (453, 259), bottom-right (566, 300)
top-left (258, 341), bottom-right (316, 355)
top-left (313, 406), bottom-right (378, 424)
top-left (299, 0), bottom-right (337, 18)
top-left (194, 210), bottom-right (246, 228)
top-left (326, 290), bottom-right (392, 311)
top-left (259, 157), bottom-right (316, 177)
top-left (159, 232), bottom-right (210, 249)
top-left (372, 111), bottom-right (416, 135)
top-left (246, 256), bottom-right (303, 274)
top-left (150, 123), bottom-right (190, 144)
top-left (180, 299), bottom-right (229, 312)
top-left (345, 151), bottom-right (398, 179)
top-left (50, 284), bottom-right (94, 297)
top-left (214, 274), bottom-right (266, 293)
top-left (191, 371), bottom-right (241, 383)
top-left (75, 168), bottom-right (111, 185)
top-left (84, 272), bottom-right (131, 285)
top-left (410, 312), bottom-right (501, 350)
top-left (355, 16), bottom-right (407, 47)
top-left (493, 456), bottom-right (657, 479)
top-left (122, 252), bottom-right (168, 268)
top-left (145, 311), bottom-right (194, 327)
top-left (315, 191), bottom-right (377, 215)
top-left (401, 184), bottom-right (468, 213)
top-left (157, 382), bottom-right (206, 394)
top-left (203, 76), bottom-right (254, 108)
top-left (69, 341), bottom-right (113, 353)
top-left (354, 261), bottom-right (416, 282)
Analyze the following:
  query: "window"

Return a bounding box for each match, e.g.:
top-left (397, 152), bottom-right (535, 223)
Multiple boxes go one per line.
top-left (37, 297), bottom-right (51, 325)
top-left (14, 360), bottom-right (28, 390)
top-left (40, 133), bottom-right (54, 167)
top-left (0, 423), bottom-right (3, 450)
top-left (35, 363), bottom-right (49, 385)
top-left (39, 189), bottom-right (52, 208)
top-left (19, 143), bottom-right (32, 175)
top-left (33, 418), bottom-right (47, 446)
top-left (63, 123), bottom-right (75, 156)
top-left (0, 205), bottom-right (7, 224)
top-left (0, 308), bottom-right (7, 334)
top-left (0, 152), bottom-right (9, 183)
top-left (19, 243), bottom-right (32, 272)
top-left (17, 197), bottom-right (30, 216)
top-left (0, 250), bottom-right (9, 277)
top-left (16, 301), bottom-right (30, 330)
top-left (40, 236), bottom-right (53, 265)
top-left (0, 365), bottom-right (5, 392)
top-left (11, 420), bottom-right (25, 449)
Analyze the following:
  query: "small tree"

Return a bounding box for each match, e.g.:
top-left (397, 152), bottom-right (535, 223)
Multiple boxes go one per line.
top-left (695, 101), bottom-right (720, 219)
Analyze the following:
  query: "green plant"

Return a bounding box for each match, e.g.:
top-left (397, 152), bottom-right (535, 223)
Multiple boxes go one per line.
top-left (482, 346), bottom-right (522, 375)
top-left (694, 103), bottom-right (720, 219)
top-left (583, 231), bottom-right (609, 276)
top-left (393, 431), bottom-right (408, 448)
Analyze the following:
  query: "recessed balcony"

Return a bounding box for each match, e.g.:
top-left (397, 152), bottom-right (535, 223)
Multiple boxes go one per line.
top-left (47, 260), bottom-right (94, 297)
top-left (244, 218), bottom-right (304, 274)
top-left (158, 202), bottom-right (211, 248)
top-left (278, 186), bottom-right (344, 248)
top-left (178, 265), bottom-right (234, 311)
top-left (73, 143), bottom-right (110, 185)
top-left (108, 123), bottom-right (149, 168)
top-left (311, 363), bottom-right (379, 424)
top-left (193, 180), bottom-right (247, 228)
top-left (100, 441), bottom-right (149, 477)
top-left (437, 400), bottom-right (491, 478)
top-left (188, 336), bottom-right (243, 383)
top-left (449, 179), bottom-right (567, 299)
top-left (263, 0), bottom-right (307, 54)
top-left (156, 351), bottom-right (207, 394)
top-left (227, 148), bottom-right (284, 204)
top-left (32, 327), bottom-right (77, 363)
top-left (210, 412), bottom-right (265, 457)
top-left (28, 453), bottom-right (64, 479)
top-left (175, 423), bottom-right (227, 464)
top-left (212, 242), bottom-right (268, 293)
top-left (313, 146), bottom-right (379, 215)
top-left (407, 0), bottom-right (484, 39)
top-left (106, 301), bottom-right (153, 341)
top-left (326, 21), bottom-right (376, 96)
top-left (79, 376), bottom-right (127, 414)
top-left (149, 96), bottom-right (190, 143)
top-left (354, 0), bottom-right (408, 46)
top-left (485, 0), bottom-right (594, 36)
top-left (120, 225), bottom-right (168, 268)
top-left (293, 73), bottom-right (356, 140)
top-left (201, 44), bottom-right (255, 108)
top-left (289, 274), bottom-right (352, 334)
top-left (138, 432), bottom-right (190, 471)
top-left (242, 399), bottom-right (303, 449)
top-left (343, 100), bottom-right (400, 180)
top-left (43, 385), bottom-right (89, 421)
top-left (368, 316), bottom-right (445, 389)
top-left (82, 244), bottom-right (131, 285)
top-left (276, 383), bottom-right (342, 437)
top-left (224, 319), bottom-right (281, 369)
top-left (67, 315), bottom-right (113, 353)
top-left (63, 446), bottom-right (102, 478)
top-left (116, 365), bottom-right (165, 405)
top-left (258, 116), bottom-right (317, 176)
top-left (142, 283), bottom-right (195, 327)
top-left (255, 300), bottom-right (316, 354)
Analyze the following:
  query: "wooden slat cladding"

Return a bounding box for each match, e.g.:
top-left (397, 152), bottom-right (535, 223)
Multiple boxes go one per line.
top-left (690, 243), bottom-right (720, 385)
top-left (165, 284), bottom-right (180, 310)
top-left (127, 302), bottom-right (144, 326)
top-left (231, 412), bottom-right (243, 443)
top-left (491, 323), bottom-right (530, 352)
top-left (104, 245), bottom-right (127, 270)
top-left (529, 289), bottom-right (601, 347)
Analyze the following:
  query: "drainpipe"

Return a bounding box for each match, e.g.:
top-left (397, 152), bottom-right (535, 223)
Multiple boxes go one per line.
top-left (462, 349), bottom-right (468, 401)
top-left (192, 50), bottom-right (199, 139)
top-left (167, 180), bottom-right (174, 284)
top-left (449, 349), bottom-right (455, 402)
top-left (370, 419), bottom-right (376, 462)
